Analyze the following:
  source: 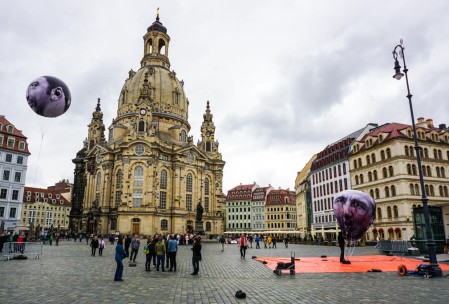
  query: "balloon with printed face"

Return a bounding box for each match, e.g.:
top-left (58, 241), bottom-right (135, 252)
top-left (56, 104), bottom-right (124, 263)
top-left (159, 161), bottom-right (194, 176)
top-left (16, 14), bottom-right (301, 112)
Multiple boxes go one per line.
top-left (333, 190), bottom-right (375, 241)
top-left (26, 76), bottom-right (71, 118)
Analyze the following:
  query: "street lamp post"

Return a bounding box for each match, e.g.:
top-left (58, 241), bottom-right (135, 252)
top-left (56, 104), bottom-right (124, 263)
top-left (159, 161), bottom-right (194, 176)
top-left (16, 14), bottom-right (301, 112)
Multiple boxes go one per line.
top-left (392, 41), bottom-right (443, 277)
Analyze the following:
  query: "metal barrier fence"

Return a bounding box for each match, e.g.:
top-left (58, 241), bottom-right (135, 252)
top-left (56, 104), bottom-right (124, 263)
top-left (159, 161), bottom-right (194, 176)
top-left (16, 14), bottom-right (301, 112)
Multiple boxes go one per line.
top-left (1, 242), bottom-right (43, 260)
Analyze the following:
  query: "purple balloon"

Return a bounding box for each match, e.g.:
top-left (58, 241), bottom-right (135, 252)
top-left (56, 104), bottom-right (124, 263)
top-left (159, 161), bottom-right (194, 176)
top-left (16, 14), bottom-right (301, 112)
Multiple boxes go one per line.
top-left (333, 190), bottom-right (375, 241)
top-left (26, 76), bottom-right (71, 118)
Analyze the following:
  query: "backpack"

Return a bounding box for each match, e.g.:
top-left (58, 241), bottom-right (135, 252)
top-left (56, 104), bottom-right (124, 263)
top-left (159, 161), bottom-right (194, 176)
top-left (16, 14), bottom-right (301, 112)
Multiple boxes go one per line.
top-left (143, 245), bottom-right (149, 255)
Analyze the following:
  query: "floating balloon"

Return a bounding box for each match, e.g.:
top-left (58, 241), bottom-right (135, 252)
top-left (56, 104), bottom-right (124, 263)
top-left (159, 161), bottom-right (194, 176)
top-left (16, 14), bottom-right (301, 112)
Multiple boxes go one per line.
top-left (26, 76), bottom-right (71, 118)
top-left (333, 190), bottom-right (375, 241)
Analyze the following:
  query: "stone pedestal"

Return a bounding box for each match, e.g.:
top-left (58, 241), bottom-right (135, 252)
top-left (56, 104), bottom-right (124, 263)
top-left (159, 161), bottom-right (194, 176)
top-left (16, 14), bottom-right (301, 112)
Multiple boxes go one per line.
top-left (195, 221), bottom-right (204, 235)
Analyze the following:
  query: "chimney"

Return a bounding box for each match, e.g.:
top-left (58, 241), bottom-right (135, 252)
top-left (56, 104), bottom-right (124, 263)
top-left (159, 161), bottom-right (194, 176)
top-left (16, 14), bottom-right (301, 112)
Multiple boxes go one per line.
top-left (426, 119), bottom-right (434, 128)
top-left (439, 123), bottom-right (447, 130)
top-left (417, 117), bottom-right (425, 124)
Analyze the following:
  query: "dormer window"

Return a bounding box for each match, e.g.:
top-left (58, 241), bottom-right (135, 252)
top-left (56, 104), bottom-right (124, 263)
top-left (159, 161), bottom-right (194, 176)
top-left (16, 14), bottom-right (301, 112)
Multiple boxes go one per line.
top-left (173, 90), bottom-right (180, 105)
top-left (7, 138), bottom-right (14, 148)
top-left (7, 125), bottom-right (13, 133)
top-left (407, 130), bottom-right (412, 137)
top-left (379, 134), bottom-right (383, 142)
top-left (49, 194), bottom-right (52, 198)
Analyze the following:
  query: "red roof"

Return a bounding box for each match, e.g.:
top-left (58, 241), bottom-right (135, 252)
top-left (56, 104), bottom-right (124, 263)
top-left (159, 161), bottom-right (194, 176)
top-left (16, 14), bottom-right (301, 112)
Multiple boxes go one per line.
top-left (23, 186), bottom-right (71, 206)
top-left (0, 115), bottom-right (31, 155)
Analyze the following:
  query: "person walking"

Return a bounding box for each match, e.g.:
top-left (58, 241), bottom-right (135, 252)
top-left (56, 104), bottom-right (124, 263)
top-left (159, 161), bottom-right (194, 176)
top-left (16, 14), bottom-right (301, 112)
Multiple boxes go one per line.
top-left (114, 236), bottom-right (127, 281)
top-left (267, 235), bottom-right (272, 249)
top-left (219, 235), bottom-right (226, 251)
top-left (284, 236), bottom-right (289, 248)
top-left (272, 237), bottom-right (277, 249)
top-left (255, 235), bottom-right (260, 249)
top-left (98, 236), bottom-right (105, 256)
top-left (167, 234), bottom-right (178, 272)
top-left (124, 235), bottom-right (131, 257)
top-left (55, 234), bottom-right (59, 246)
top-left (90, 235), bottom-right (99, 257)
top-left (155, 237), bottom-right (166, 272)
top-left (263, 235), bottom-right (267, 248)
top-left (338, 232), bottom-right (350, 264)
top-left (239, 234), bottom-right (248, 259)
top-left (130, 234), bottom-right (140, 263)
top-left (144, 238), bottom-right (152, 271)
top-left (49, 234), bottom-right (54, 246)
top-left (191, 236), bottom-right (202, 275)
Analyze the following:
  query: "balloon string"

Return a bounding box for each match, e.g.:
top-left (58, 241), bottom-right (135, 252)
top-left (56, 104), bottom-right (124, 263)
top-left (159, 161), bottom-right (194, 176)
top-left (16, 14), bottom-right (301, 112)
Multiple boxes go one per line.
top-left (32, 118), bottom-right (51, 187)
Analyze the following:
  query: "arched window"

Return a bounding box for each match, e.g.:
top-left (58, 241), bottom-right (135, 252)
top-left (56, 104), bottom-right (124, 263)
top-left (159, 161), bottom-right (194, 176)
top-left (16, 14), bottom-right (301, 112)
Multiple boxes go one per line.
top-left (407, 164), bottom-right (412, 175)
top-left (138, 120), bottom-right (145, 132)
top-left (436, 167), bottom-right (441, 177)
top-left (375, 188), bottom-right (380, 199)
top-left (444, 186), bottom-right (449, 197)
top-left (370, 189), bottom-right (374, 198)
top-left (355, 176), bottom-right (359, 185)
top-left (439, 186), bottom-right (443, 196)
top-left (368, 172), bottom-right (373, 182)
top-left (353, 160), bottom-right (357, 169)
top-left (204, 178), bottom-right (210, 195)
top-left (415, 184), bottom-right (419, 195)
top-left (186, 173), bottom-right (193, 192)
top-left (160, 169), bottom-right (167, 190)
top-left (422, 165), bottom-right (427, 176)
top-left (180, 130), bottom-right (187, 142)
top-left (410, 184), bottom-right (415, 195)
top-left (366, 155), bottom-right (371, 165)
top-left (161, 219), bottom-right (168, 231)
top-left (205, 221), bottom-right (211, 232)
top-left (404, 146), bottom-right (409, 156)
top-left (383, 167), bottom-right (388, 178)
top-left (115, 170), bottom-right (123, 207)
top-left (158, 38), bottom-right (166, 55)
top-left (424, 148), bottom-right (429, 158)
top-left (430, 185), bottom-right (435, 196)
top-left (95, 172), bottom-right (101, 206)
top-left (441, 167), bottom-right (446, 178)
top-left (438, 150), bottom-right (442, 159)
top-left (387, 206), bottom-right (392, 218)
top-left (358, 158), bottom-right (362, 167)
top-left (377, 207), bottom-right (382, 219)
top-left (393, 205), bottom-right (399, 218)
top-left (391, 185), bottom-right (396, 196)
top-left (360, 174), bottom-right (364, 184)
top-left (412, 165), bottom-right (417, 175)
top-left (433, 149), bottom-right (437, 159)
top-left (148, 38), bottom-right (153, 53)
top-left (381, 150), bottom-right (385, 160)
top-left (425, 185), bottom-right (429, 195)
top-left (427, 166), bottom-right (431, 177)
top-left (206, 142), bottom-right (211, 152)
top-left (409, 146), bottom-right (414, 157)
top-left (386, 148), bottom-right (391, 158)
top-left (389, 166), bottom-right (394, 177)
top-left (343, 163), bottom-right (346, 175)
top-left (372, 153), bottom-right (376, 163)
top-left (385, 186), bottom-right (390, 198)
top-left (134, 166), bottom-right (144, 186)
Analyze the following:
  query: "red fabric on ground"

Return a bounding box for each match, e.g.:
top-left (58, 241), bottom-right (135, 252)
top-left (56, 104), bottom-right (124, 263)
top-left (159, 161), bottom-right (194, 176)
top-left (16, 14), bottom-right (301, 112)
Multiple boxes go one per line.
top-left (256, 255), bottom-right (449, 273)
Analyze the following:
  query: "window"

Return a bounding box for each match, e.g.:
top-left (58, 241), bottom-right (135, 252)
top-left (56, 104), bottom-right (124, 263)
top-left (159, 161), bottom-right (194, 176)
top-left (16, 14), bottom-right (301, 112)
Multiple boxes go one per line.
top-left (405, 146), bottom-right (409, 156)
top-left (387, 206), bottom-right (392, 218)
top-left (12, 190), bottom-right (19, 200)
top-left (391, 185), bottom-right (396, 196)
top-left (186, 173), bottom-right (193, 192)
top-left (14, 172), bottom-right (21, 182)
top-left (180, 130), bottom-right (187, 142)
top-left (5, 154), bottom-right (12, 162)
top-left (186, 194), bottom-right (192, 211)
top-left (133, 189), bottom-right (142, 207)
top-left (205, 221), bottom-right (211, 232)
top-left (160, 169), bottom-right (167, 190)
top-left (385, 186), bottom-right (390, 198)
top-left (204, 178), bottom-right (210, 195)
top-left (204, 197), bottom-right (209, 212)
top-left (18, 141), bottom-right (25, 150)
top-left (134, 166), bottom-right (144, 186)
top-left (161, 219), bottom-right (168, 230)
top-left (372, 153), bottom-right (376, 163)
top-left (377, 207), bottom-right (382, 219)
top-left (389, 166), bottom-right (394, 177)
top-left (17, 156), bottom-right (23, 164)
top-left (28, 210), bottom-right (36, 224)
top-left (7, 138), bottom-right (14, 148)
top-left (368, 172), bottom-right (373, 182)
top-left (7, 125), bottom-right (13, 133)
top-left (95, 173), bottom-right (101, 206)
top-left (386, 148), bottom-right (391, 158)
top-left (407, 164), bottom-right (412, 175)
top-left (135, 145), bottom-right (145, 156)
top-left (10, 207), bottom-right (17, 218)
top-left (366, 155), bottom-right (371, 165)
top-left (137, 120), bottom-right (145, 132)
top-left (373, 170), bottom-right (378, 180)
top-left (381, 150), bottom-right (385, 160)
top-left (3, 170), bottom-right (10, 181)
top-left (0, 189), bottom-right (7, 199)
top-left (159, 191), bottom-right (166, 209)
top-left (410, 184), bottom-right (415, 195)
top-left (353, 160), bottom-right (357, 169)
top-left (383, 168), bottom-right (388, 178)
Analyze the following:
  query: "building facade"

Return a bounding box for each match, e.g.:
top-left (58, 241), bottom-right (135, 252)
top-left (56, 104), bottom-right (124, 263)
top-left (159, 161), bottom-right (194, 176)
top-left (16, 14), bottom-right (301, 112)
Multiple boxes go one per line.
top-left (0, 115), bottom-right (30, 230)
top-left (266, 189), bottom-right (296, 231)
top-left (225, 183), bottom-right (258, 232)
top-left (70, 15), bottom-right (225, 236)
top-left (310, 124), bottom-right (377, 240)
top-left (21, 187), bottom-right (71, 230)
top-left (350, 118), bottom-right (449, 242)
top-left (295, 154), bottom-right (316, 236)
top-left (251, 186), bottom-right (273, 231)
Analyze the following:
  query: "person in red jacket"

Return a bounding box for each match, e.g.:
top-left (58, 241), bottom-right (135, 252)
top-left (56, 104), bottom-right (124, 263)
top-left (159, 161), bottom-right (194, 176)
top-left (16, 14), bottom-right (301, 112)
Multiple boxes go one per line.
top-left (239, 234), bottom-right (248, 259)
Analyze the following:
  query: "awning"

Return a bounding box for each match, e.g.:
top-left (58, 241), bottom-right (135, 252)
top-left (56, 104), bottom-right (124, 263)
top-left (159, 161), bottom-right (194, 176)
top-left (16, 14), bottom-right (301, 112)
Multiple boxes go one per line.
top-left (388, 228), bottom-right (394, 233)
top-left (395, 227), bottom-right (401, 233)
top-left (372, 228), bottom-right (378, 233)
top-left (378, 228), bottom-right (384, 233)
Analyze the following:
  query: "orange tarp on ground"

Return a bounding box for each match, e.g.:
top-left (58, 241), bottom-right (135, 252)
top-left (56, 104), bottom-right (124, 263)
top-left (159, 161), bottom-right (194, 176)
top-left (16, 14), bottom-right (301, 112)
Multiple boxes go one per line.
top-left (256, 255), bottom-right (449, 273)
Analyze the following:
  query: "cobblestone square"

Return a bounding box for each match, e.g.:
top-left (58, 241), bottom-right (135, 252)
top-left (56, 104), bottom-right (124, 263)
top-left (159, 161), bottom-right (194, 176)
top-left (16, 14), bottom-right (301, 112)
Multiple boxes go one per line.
top-left (1, 240), bottom-right (448, 303)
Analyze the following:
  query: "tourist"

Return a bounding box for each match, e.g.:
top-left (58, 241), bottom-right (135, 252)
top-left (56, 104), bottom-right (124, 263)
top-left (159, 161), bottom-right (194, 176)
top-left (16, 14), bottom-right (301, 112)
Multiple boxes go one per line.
top-left (267, 235), bottom-right (272, 249)
top-left (239, 234), bottom-right (248, 258)
top-left (219, 235), bottom-right (226, 251)
top-left (167, 234), bottom-right (178, 272)
top-left (255, 235), bottom-right (260, 249)
top-left (90, 235), bottom-right (99, 257)
top-left (284, 237), bottom-right (289, 248)
top-left (114, 237), bottom-right (126, 281)
top-left (156, 237), bottom-right (166, 272)
top-left (151, 235), bottom-right (158, 268)
top-left (338, 232), bottom-right (350, 264)
top-left (98, 236), bottom-right (105, 256)
top-left (130, 234), bottom-right (140, 263)
top-left (191, 236), bottom-right (202, 275)
top-left (124, 235), bottom-right (131, 257)
top-left (143, 238), bottom-right (152, 271)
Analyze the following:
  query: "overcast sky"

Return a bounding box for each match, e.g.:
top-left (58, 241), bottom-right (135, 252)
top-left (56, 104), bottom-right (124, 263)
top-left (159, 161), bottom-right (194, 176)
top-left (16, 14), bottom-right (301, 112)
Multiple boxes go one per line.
top-left (1, 0), bottom-right (449, 193)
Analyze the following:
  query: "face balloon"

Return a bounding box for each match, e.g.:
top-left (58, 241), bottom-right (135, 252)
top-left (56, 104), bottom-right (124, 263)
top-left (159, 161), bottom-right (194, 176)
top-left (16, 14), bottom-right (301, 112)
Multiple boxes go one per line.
top-left (26, 76), bottom-right (71, 118)
top-left (333, 190), bottom-right (375, 241)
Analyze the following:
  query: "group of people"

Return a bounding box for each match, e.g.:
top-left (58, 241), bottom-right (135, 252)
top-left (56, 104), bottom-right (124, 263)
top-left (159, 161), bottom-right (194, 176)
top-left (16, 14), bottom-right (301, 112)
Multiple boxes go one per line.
top-left (113, 233), bottom-right (203, 281)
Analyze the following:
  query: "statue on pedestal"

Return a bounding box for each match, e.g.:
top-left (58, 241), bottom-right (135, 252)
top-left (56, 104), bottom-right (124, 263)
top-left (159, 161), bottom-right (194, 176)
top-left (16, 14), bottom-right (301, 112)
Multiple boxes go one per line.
top-left (196, 202), bottom-right (203, 222)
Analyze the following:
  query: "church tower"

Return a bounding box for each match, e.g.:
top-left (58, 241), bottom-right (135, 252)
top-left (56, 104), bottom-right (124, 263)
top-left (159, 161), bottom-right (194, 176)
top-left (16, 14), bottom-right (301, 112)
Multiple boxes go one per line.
top-left (71, 11), bottom-right (226, 236)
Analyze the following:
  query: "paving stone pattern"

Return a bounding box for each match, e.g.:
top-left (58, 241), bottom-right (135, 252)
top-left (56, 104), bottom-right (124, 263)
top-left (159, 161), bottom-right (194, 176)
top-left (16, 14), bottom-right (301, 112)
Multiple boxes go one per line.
top-left (0, 240), bottom-right (448, 303)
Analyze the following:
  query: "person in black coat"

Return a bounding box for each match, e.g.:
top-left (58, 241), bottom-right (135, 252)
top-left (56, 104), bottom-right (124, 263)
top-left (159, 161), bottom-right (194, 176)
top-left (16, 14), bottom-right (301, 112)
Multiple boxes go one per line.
top-left (90, 235), bottom-right (99, 257)
top-left (338, 232), bottom-right (350, 264)
top-left (191, 237), bottom-right (202, 275)
top-left (124, 235), bottom-right (131, 257)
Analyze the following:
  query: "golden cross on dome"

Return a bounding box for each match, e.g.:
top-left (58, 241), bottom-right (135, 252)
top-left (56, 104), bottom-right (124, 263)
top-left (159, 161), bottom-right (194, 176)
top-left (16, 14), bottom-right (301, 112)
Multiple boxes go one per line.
top-left (157, 7), bottom-right (160, 18)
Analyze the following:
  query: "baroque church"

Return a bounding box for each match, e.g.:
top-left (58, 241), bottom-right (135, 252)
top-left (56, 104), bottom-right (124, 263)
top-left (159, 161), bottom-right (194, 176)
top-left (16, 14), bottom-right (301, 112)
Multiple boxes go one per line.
top-left (69, 14), bottom-right (225, 236)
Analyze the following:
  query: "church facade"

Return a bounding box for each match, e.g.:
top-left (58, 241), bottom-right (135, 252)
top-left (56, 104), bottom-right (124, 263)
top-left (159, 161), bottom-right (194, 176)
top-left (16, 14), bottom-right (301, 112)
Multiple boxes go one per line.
top-left (69, 15), bottom-right (225, 236)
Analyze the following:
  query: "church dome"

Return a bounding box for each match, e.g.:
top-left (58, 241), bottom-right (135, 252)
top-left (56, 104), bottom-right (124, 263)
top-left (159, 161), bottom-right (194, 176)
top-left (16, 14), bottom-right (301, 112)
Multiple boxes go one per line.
top-left (147, 16), bottom-right (167, 34)
top-left (116, 65), bottom-right (189, 123)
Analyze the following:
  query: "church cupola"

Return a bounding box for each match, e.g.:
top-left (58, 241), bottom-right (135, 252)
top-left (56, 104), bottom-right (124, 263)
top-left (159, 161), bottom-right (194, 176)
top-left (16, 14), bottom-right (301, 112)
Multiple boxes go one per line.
top-left (199, 101), bottom-right (218, 153)
top-left (87, 98), bottom-right (106, 150)
top-left (141, 8), bottom-right (171, 69)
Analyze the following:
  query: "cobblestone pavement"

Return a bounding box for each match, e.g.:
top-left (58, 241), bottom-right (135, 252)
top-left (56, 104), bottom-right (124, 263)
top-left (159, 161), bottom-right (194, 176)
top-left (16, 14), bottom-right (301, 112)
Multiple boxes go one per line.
top-left (1, 240), bottom-right (448, 303)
